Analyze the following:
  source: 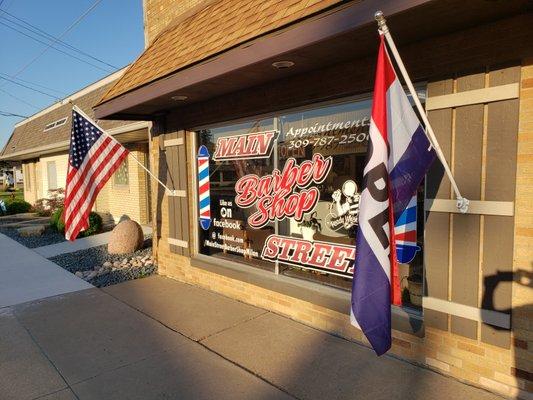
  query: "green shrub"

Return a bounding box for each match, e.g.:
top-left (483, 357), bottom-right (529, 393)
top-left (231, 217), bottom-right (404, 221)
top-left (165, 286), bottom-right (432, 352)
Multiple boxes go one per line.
top-left (50, 207), bottom-right (63, 231)
top-left (79, 212), bottom-right (103, 237)
top-left (52, 209), bottom-right (102, 238)
top-left (5, 200), bottom-right (32, 215)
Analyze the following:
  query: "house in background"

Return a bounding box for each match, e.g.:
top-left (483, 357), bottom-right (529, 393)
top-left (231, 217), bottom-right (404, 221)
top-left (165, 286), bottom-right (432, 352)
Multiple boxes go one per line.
top-left (0, 161), bottom-right (23, 189)
top-left (0, 68), bottom-right (151, 225)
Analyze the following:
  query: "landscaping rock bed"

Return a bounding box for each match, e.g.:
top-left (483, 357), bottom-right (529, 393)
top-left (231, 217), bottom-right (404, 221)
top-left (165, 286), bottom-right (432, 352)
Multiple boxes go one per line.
top-left (0, 226), bottom-right (66, 248)
top-left (49, 238), bottom-right (157, 287)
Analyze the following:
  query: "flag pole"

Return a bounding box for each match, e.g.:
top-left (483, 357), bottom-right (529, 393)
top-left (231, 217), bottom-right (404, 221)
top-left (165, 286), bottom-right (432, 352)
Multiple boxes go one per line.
top-left (71, 104), bottom-right (177, 196)
top-left (374, 11), bottom-right (469, 213)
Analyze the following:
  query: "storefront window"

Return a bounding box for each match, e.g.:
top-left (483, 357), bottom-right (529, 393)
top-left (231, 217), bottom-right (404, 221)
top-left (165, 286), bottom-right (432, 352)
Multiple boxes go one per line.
top-left (197, 118), bottom-right (276, 272)
top-left (196, 93), bottom-right (426, 311)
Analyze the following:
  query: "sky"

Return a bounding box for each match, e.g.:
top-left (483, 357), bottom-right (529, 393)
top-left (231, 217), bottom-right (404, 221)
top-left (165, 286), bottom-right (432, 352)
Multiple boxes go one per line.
top-left (0, 0), bottom-right (144, 149)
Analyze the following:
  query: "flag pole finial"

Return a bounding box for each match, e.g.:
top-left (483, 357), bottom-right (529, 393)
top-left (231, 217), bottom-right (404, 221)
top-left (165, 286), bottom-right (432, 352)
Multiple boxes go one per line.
top-left (374, 11), bottom-right (388, 34)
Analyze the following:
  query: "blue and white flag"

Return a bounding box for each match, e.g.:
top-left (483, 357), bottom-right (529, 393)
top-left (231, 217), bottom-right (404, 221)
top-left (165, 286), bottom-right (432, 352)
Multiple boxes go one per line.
top-left (350, 35), bottom-right (436, 355)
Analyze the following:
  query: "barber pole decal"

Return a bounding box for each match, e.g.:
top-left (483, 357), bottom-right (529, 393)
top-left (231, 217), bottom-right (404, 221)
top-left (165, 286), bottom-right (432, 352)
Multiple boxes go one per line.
top-left (394, 194), bottom-right (420, 264)
top-left (198, 145), bottom-right (211, 230)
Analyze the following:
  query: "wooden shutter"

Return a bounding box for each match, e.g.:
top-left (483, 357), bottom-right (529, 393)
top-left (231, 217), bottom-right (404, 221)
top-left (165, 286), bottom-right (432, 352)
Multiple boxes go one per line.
top-left (162, 130), bottom-right (190, 256)
top-left (424, 66), bottom-right (520, 348)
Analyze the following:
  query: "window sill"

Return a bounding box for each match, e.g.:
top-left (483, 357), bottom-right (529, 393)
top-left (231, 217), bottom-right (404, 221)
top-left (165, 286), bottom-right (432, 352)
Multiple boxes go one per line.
top-left (190, 254), bottom-right (424, 337)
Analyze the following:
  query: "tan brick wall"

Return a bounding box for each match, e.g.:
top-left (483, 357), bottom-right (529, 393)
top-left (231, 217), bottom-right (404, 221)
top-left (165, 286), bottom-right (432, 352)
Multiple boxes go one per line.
top-left (107, 143), bottom-right (150, 224)
top-left (143, 0), bottom-right (211, 46)
top-left (148, 64), bottom-right (533, 398)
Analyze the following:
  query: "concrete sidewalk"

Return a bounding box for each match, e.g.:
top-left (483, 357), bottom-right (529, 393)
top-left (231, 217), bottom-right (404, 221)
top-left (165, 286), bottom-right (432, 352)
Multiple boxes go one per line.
top-left (0, 233), bottom-right (91, 308)
top-left (0, 275), bottom-right (505, 400)
top-left (34, 225), bottom-right (153, 258)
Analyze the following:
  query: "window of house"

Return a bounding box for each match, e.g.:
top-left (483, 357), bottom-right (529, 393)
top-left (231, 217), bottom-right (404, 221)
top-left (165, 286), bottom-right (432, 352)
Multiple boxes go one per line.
top-left (44, 117), bottom-right (68, 132)
top-left (47, 161), bottom-right (57, 191)
top-left (23, 164), bottom-right (31, 191)
top-left (114, 158), bottom-right (129, 186)
top-left (196, 92), bottom-right (426, 312)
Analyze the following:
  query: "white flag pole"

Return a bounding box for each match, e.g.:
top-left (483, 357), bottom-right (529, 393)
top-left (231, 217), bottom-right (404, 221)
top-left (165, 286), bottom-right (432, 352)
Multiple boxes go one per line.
top-left (71, 104), bottom-right (177, 196)
top-left (374, 11), bottom-right (469, 213)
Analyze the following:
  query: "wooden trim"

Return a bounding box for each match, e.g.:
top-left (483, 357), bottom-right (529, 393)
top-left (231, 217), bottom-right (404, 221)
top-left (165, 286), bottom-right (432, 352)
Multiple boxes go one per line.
top-left (168, 189), bottom-right (186, 197)
top-left (425, 199), bottom-right (514, 216)
top-left (168, 237), bottom-right (188, 248)
top-left (164, 138), bottom-right (184, 147)
top-left (423, 297), bottom-right (510, 329)
top-left (425, 83), bottom-right (519, 110)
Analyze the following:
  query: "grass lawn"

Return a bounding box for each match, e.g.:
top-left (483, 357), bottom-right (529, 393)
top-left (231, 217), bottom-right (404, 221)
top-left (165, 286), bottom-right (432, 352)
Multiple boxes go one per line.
top-left (0, 190), bottom-right (24, 203)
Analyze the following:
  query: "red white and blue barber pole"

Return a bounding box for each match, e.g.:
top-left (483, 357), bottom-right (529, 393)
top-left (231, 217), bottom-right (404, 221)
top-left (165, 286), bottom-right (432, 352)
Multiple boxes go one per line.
top-left (197, 145), bottom-right (211, 230)
top-left (394, 194), bottom-right (420, 264)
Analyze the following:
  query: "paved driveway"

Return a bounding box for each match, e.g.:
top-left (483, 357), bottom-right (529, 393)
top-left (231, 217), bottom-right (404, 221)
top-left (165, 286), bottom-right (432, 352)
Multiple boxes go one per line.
top-left (0, 275), bottom-right (504, 400)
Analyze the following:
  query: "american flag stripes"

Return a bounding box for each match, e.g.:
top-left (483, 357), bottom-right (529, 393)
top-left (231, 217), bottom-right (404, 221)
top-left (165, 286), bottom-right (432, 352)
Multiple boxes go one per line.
top-left (63, 108), bottom-right (129, 241)
top-left (350, 35), bottom-right (435, 355)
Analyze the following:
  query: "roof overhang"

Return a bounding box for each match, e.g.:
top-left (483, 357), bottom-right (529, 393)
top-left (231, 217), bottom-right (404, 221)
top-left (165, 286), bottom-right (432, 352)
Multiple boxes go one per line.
top-left (0, 121), bottom-right (151, 161)
top-left (95, 0), bottom-right (532, 121)
top-left (95, 0), bottom-right (434, 119)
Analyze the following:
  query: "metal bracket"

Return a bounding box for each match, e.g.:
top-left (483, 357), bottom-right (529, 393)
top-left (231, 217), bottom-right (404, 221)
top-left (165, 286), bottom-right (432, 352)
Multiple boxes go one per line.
top-left (456, 197), bottom-right (470, 214)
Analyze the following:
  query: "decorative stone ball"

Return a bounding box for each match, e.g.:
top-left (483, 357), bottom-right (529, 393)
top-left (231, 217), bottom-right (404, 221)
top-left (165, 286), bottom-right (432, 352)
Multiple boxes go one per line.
top-left (108, 220), bottom-right (144, 255)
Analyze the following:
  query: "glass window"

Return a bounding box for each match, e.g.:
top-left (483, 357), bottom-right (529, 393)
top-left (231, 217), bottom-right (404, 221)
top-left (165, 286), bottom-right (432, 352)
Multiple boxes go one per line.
top-left (196, 93), bottom-right (426, 312)
top-left (47, 161), bottom-right (57, 191)
top-left (114, 158), bottom-right (129, 186)
top-left (197, 118), bottom-right (276, 272)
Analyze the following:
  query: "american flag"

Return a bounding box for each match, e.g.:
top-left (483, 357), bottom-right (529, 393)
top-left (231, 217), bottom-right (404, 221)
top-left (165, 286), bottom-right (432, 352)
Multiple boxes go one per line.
top-left (63, 108), bottom-right (128, 241)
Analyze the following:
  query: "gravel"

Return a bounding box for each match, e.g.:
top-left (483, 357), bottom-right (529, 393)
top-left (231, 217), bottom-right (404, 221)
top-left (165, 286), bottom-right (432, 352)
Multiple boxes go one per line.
top-left (0, 227), bottom-right (66, 248)
top-left (49, 238), bottom-right (157, 287)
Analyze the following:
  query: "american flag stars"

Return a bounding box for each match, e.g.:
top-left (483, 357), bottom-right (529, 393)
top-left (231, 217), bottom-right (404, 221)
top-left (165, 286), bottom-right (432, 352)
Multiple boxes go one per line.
top-left (69, 111), bottom-right (103, 169)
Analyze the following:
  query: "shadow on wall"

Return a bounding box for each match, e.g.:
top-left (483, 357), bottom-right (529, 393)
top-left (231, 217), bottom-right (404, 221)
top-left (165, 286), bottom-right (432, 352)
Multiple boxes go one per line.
top-left (482, 267), bottom-right (532, 396)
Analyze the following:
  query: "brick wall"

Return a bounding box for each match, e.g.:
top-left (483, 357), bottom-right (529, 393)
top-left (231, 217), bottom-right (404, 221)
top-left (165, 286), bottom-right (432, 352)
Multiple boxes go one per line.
top-left (143, 0), bottom-right (211, 46)
top-left (107, 143), bottom-right (150, 224)
top-left (147, 62), bottom-right (533, 398)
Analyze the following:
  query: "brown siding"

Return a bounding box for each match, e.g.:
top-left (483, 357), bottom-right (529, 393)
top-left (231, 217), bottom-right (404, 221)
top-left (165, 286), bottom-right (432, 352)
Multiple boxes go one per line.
top-left (162, 131), bottom-right (190, 256)
top-left (480, 66), bottom-right (520, 348)
top-left (425, 66), bottom-right (520, 347)
top-left (425, 79), bottom-right (453, 331)
top-left (450, 73), bottom-right (484, 339)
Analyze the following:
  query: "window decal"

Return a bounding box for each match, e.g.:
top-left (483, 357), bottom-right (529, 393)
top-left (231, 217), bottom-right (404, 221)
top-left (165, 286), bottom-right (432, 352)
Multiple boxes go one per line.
top-left (261, 234), bottom-right (355, 278)
top-left (394, 194), bottom-right (419, 264)
top-left (234, 153), bottom-right (333, 228)
top-left (197, 145), bottom-right (211, 230)
top-left (326, 180), bottom-right (361, 233)
top-left (212, 130), bottom-right (279, 161)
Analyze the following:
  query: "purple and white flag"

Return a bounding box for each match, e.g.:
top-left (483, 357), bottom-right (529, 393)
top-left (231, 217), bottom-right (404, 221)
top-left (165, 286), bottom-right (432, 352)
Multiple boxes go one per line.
top-left (351, 35), bottom-right (435, 355)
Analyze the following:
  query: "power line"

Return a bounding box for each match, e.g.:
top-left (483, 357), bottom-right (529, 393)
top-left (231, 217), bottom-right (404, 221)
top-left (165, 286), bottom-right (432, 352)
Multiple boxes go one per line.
top-left (7, 0), bottom-right (105, 80)
top-left (0, 88), bottom-right (40, 109)
top-left (0, 74), bottom-right (60, 99)
top-left (0, 110), bottom-right (28, 118)
top-left (0, 72), bottom-right (66, 96)
top-left (0, 9), bottom-right (118, 70)
top-left (0, 20), bottom-right (112, 73)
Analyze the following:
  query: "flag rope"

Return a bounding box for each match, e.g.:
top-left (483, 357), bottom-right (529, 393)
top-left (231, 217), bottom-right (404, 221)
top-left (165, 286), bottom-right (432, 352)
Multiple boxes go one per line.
top-left (71, 104), bottom-right (177, 196)
top-left (374, 11), bottom-right (469, 213)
